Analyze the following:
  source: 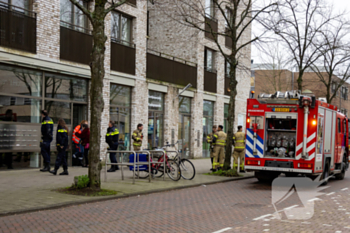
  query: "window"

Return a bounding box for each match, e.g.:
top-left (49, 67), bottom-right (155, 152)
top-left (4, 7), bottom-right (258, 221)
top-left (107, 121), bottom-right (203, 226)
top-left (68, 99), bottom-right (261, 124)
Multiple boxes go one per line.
top-left (225, 61), bottom-right (231, 77)
top-left (341, 86), bottom-right (348, 100)
top-left (331, 82), bottom-right (336, 94)
top-left (0, 65), bottom-right (42, 97)
top-left (205, 48), bottom-right (215, 72)
top-left (44, 74), bottom-right (88, 102)
top-left (224, 8), bottom-right (232, 28)
top-left (111, 11), bottom-right (132, 46)
top-left (338, 118), bottom-right (341, 133)
top-left (205, 0), bottom-right (215, 18)
top-left (5, 0), bottom-right (32, 11)
top-left (148, 91), bottom-right (164, 149)
top-left (60, 0), bottom-right (88, 32)
top-left (110, 84), bottom-right (132, 151)
top-left (179, 96), bottom-right (191, 114)
top-left (203, 100), bottom-right (214, 157)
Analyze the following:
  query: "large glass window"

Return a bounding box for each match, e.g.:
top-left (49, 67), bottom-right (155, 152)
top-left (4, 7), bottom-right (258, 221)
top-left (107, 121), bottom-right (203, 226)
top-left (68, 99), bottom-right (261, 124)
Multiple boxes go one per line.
top-left (205, 0), bottom-right (215, 18)
top-left (44, 74), bottom-right (88, 102)
top-left (179, 96), bottom-right (191, 114)
top-left (60, 0), bottom-right (88, 31)
top-left (111, 11), bottom-right (132, 46)
top-left (148, 91), bottom-right (164, 149)
top-left (6, 0), bottom-right (32, 11)
top-left (202, 100), bottom-right (214, 157)
top-left (205, 48), bottom-right (215, 72)
top-left (179, 97), bottom-right (191, 158)
top-left (0, 65), bottom-right (42, 97)
top-left (0, 96), bottom-right (41, 123)
top-left (109, 84), bottom-right (131, 151)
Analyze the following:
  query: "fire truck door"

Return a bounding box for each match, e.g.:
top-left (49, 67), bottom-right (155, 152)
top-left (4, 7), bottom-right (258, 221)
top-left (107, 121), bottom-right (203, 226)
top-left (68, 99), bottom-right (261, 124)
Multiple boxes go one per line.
top-left (315, 114), bottom-right (324, 172)
top-left (324, 109), bottom-right (335, 168)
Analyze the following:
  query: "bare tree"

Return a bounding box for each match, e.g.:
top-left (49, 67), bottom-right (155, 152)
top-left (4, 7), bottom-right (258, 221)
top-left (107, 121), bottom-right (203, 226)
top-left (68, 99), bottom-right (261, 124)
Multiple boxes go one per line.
top-left (254, 43), bottom-right (293, 94)
top-left (164, 0), bottom-right (277, 170)
top-left (259, 0), bottom-right (341, 92)
top-left (68, 0), bottom-right (128, 190)
top-left (311, 18), bottom-right (350, 104)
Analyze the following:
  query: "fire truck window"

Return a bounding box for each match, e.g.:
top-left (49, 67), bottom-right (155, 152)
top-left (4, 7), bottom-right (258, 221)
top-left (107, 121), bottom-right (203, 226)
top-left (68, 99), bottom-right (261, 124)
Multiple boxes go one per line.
top-left (317, 117), bottom-right (323, 154)
top-left (338, 118), bottom-right (341, 133)
top-left (344, 119), bottom-right (347, 135)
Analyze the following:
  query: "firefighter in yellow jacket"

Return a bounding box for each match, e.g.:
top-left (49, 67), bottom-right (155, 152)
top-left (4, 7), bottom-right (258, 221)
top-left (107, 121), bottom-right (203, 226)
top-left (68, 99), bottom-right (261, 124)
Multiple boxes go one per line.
top-left (132, 123), bottom-right (143, 151)
top-left (233, 125), bottom-right (245, 172)
top-left (206, 125), bottom-right (217, 171)
top-left (212, 125), bottom-right (227, 171)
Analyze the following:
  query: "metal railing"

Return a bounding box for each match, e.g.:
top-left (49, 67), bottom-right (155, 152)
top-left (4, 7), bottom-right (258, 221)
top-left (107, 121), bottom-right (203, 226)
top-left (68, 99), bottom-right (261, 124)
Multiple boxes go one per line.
top-left (104, 150), bottom-right (167, 184)
top-left (111, 37), bottom-right (135, 48)
top-left (147, 49), bottom-right (197, 67)
top-left (60, 21), bottom-right (92, 35)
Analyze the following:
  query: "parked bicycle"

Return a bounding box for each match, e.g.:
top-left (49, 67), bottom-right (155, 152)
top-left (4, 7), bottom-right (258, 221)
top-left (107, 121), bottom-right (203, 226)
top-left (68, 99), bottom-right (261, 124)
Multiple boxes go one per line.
top-left (132, 150), bottom-right (182, 181)
top-left (163, 141), bottom-right (196, 180)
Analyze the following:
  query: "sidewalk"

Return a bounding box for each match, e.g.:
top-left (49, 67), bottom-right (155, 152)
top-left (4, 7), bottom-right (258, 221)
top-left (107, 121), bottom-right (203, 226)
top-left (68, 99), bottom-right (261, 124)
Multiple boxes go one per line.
top-left (0, 159), bottom-right (254, 216)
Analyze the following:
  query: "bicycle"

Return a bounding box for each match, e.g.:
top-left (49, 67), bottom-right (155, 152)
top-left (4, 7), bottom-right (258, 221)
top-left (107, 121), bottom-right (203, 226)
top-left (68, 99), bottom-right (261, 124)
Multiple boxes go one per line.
top-left (163, 141), bottom-right (196, 180)
top-left (132, 150), bottom-right (182, 181)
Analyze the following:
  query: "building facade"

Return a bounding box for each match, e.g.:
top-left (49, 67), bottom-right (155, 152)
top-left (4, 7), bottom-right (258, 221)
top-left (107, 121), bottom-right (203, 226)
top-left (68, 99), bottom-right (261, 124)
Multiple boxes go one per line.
top-left (0, 0), bottom-right (251, 170)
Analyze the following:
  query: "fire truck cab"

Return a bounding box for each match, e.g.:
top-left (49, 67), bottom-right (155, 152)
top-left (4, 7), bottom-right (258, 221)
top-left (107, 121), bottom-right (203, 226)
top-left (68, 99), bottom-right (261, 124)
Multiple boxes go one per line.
top-left (244, 91), bottom-right (349, 183)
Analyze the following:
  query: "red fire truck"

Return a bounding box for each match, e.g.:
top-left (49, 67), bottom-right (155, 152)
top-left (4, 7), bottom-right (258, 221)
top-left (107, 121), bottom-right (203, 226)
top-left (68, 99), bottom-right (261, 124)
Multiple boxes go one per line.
top-left (244, 91), bottom-right (349, 184)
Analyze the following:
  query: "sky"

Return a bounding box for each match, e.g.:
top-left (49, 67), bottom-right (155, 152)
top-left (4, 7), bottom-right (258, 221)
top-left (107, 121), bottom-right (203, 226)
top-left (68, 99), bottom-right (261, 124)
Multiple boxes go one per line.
top-left (251, 0), bottom-right (350, 65)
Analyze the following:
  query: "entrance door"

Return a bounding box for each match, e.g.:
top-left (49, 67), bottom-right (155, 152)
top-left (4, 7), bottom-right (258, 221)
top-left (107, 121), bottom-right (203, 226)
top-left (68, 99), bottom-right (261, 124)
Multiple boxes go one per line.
top-left (178, 114), bottom-right (191, 158)
top-left (148, 112), bottom-right (163, 149)
top-left (71, 103), bottom-right (88, 166)
top-left (202, 116), bottom-right (213, 157)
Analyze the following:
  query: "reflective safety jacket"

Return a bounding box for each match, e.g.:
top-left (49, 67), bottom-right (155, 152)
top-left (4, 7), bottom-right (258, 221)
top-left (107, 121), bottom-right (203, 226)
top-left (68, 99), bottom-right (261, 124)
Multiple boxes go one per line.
top-left (233, 132), bottom-right (245, 152)
top-left (213, 130), bottom-right (227, 147)
top-left (105, 126), bottom-right (119, 147)
top-left (56, 125), bottom-right (68, 147)
top-left (72, 125), bottom-right (82, 144)
top-left (207, 132), bottom-right (215, 147)
top-left (41, 116), bottom-right (53, 142)
top-left (132, 129), bottom-right (143, 147)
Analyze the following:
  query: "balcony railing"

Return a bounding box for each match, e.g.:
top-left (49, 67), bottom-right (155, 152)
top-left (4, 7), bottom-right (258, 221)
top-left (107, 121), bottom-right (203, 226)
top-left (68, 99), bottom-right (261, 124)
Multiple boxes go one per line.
top-left (111, 38), bottom-right (136, 75)
top-left (205, 17), bottom-right (218, 41)
top-left (204, 68), bottom-right (217, 93)
top-left (0, 2), bottom-right (36, 53)
top-left (60, 21), bottom-right (93, 65)
top-left (147, 49), bottom-right (197, 88)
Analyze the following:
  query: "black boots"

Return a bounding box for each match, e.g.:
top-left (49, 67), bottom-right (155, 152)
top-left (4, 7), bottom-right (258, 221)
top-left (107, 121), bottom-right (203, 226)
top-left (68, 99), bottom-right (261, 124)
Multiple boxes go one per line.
top-left (59, 169), bottom-right (68, 175)
top-left (107, 165), bottom-right (119, 172)
top-left (40, 163), bottom-right (50, 172)
top-left (50, 168), bottom-right (58, 175)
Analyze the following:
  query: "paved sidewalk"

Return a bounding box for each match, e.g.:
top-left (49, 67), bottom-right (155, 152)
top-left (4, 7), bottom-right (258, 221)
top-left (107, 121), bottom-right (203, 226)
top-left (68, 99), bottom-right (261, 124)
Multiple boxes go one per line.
top-left (0, 158), bottom-right (253, 216)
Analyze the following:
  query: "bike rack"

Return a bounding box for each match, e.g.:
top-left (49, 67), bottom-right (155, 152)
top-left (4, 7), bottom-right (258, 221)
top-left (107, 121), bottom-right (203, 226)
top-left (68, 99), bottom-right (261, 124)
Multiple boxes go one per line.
top-left (148, 150), bottom-right (167, 181)
top-left (104, 150), bottom-right (151, 184)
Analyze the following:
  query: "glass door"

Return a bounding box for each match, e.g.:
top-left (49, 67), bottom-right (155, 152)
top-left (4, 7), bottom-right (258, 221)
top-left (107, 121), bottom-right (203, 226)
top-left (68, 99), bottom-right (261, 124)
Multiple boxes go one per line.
top-left (178, 115), bottom-right (191, 158)
top-left (202, 116), bottom-right (213, 157)
top-left (71, 103), bottom-right (87, 166)
top-left (148, 112), bottom-right (163, 149)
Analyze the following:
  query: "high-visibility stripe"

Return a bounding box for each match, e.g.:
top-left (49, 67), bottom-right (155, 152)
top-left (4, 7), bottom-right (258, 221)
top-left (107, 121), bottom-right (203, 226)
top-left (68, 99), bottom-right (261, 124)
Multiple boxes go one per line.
top-left (58, 129), bottom-right (67, 133)
top-left (133, 133), bottom-right (137, 136)
top-left (213, 135), bottom-right (218, 138)
top-left (232, 137), bottom-right (236, 139)
top-left (106, 129), bottom-right (119, 136)
top-left (236, 140), bottom-right (245, 143)
top-left (235, 147), bottom-right (245, 149)
top-left (133, 143), bottom-right (141, 146)
top-left (42, 120), bottom-right (53, 125)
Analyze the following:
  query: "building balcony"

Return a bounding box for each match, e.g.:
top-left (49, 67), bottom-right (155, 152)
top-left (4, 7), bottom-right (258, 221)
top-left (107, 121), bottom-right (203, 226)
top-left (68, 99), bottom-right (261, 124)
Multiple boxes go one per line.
top-left (204, 68), bottom-right (217, 93)
top-left (111, 38), bottom-right (136, 75)
top-left (60, 21), bottom-right (93, 65)
top-left (205, 17), bottom-right (218, 41)
top-left (0, 3), bottom-right (36, 53)
top-left (146, 50), bottom-right (197, 88)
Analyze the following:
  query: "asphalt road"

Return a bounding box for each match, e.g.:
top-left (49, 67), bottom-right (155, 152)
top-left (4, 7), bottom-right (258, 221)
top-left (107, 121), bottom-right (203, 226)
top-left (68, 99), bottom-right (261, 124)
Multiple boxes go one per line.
top-left (0, 171), bottom-right (350, 233)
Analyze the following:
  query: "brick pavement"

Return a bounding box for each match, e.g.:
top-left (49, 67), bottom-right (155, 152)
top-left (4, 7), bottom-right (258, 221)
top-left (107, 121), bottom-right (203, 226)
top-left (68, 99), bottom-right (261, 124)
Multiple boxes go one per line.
top-left (0, 158), bottom-right (253, 216)
top-left (1, 168), bottom-right (349, 232)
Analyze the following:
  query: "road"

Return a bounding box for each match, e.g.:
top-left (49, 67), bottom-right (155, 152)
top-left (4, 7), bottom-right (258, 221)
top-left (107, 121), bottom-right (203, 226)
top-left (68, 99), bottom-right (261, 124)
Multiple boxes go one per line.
top-left (0, 172), bottom-right (349, 233)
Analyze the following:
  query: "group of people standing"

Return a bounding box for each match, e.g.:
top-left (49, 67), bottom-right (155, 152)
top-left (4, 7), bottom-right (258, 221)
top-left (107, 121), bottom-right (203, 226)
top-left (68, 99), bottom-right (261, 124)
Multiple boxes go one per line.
top-left (39, 110), bottom-right (91, 175)
top-left (207, 125), bottom-right (246, 172)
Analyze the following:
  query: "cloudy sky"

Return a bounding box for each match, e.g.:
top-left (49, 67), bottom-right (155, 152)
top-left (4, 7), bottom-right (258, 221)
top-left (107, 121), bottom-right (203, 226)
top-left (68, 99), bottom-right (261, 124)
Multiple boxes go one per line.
top-left (251, 0), bottom-right (350, 64)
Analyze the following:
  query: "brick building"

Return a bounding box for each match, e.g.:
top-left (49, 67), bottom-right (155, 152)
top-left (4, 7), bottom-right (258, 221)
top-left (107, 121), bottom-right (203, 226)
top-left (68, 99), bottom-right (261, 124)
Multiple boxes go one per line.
top-left (252, 65), bottom-right (350, 115)
top-left (0, 0), bottom-right (251, 169)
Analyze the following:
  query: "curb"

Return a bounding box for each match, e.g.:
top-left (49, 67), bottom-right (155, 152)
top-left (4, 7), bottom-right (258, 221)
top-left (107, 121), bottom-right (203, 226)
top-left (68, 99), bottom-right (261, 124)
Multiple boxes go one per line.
top-left (0, 175), bottom-right (254, 217)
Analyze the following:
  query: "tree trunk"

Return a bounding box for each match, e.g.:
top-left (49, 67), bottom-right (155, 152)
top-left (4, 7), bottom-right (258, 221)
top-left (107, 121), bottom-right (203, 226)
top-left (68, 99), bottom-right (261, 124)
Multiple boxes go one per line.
top-left (224, 58), bottom-right (238, 175)
top-left (88, 5), bottom-right (107, 190)
top-left (297, 70), bottom-right (303, 92)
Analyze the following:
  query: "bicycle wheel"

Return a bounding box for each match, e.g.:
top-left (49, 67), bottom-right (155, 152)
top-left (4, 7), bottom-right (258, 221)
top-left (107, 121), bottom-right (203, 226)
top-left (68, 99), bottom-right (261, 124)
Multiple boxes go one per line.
top-left (154, 166), bottom-right (164, 178)
top-left (134, 168), bottom-right (149, 179)
top-left (166, 159), bottom-right (181, 181)
top-left (180, 159), bottom-right (196, 180)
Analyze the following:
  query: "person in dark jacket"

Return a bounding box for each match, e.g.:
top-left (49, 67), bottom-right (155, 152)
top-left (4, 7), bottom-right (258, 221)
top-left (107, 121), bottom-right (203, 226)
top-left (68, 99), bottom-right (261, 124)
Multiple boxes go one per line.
top-left (106, 121), bottom-right (119, 172)
top-left (50, 118), bottom-right (69, 175)
top-left (76, 123), bottom-right (90, 167)
top-left (40, 110), bottom-right (53, 172)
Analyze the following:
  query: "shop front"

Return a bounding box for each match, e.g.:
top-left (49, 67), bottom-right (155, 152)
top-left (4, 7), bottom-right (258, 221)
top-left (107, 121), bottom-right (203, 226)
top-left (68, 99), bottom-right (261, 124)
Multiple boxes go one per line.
top-left (0, 64), bottom-right (88, 170)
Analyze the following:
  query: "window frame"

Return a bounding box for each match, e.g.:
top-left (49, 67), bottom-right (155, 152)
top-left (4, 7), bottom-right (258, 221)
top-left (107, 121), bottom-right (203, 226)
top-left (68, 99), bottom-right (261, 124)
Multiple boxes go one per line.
top-left (111, 11), bottom-right (133, 47)
top-left (204, 48), bottom-right (215, 73)
top-left (205, 0), bottom-right (215, 19)
top-left (60, 0), bottom-right (89, 32)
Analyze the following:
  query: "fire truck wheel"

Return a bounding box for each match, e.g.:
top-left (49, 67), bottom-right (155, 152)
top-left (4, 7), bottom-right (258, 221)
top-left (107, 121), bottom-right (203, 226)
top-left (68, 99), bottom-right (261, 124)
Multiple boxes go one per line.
top-left (335, 162), bottom-right (346, 180)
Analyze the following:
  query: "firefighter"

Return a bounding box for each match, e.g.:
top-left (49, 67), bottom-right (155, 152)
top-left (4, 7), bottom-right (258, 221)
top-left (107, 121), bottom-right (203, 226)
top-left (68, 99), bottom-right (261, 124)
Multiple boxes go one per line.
top-left (132, 123), bottom-right (143, 151)
top-left (106, 121), bottom-right (119, 172)
top-left (206, 125), bottom-right (217, 171)
top-left (233, 125), bottom-right (246, 172)
top-left (40, 110), bottom-right (53, 172)
top-left (212, 125), bottom-right (227, 171)
top-left (72, 120), bottom-right (87, 164)
top-left (50, 118), bottom-right (69, 175)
